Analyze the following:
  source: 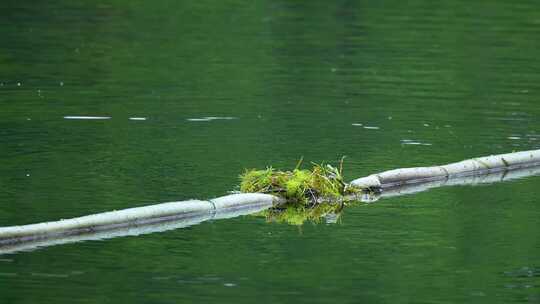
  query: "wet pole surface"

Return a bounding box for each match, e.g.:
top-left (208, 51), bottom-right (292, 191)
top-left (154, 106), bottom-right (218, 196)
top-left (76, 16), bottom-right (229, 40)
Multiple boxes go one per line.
top-left (1, 150), bottom-right (539, 253)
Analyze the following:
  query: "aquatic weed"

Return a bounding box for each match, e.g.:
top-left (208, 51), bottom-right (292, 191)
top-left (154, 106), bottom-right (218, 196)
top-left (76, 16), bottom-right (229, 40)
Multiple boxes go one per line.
top-left (239, 158), bottom-right (359, 204)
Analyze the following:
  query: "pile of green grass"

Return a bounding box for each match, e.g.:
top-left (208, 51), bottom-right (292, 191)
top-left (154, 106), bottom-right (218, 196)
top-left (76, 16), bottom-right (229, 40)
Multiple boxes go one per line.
top-left (240, 159), bottom-right (366, 225)
top-left (239, 159), bottom-right (358, 204)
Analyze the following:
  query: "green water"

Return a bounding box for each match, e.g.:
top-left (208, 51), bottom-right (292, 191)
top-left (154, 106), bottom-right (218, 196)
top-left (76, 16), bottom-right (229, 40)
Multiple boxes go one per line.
top-left (2, 1), bottom-right (540, 303)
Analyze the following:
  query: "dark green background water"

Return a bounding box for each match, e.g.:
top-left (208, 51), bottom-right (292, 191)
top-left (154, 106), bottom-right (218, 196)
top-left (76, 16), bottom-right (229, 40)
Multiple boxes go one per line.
top-left (1, 1), bottom-right (540, 303)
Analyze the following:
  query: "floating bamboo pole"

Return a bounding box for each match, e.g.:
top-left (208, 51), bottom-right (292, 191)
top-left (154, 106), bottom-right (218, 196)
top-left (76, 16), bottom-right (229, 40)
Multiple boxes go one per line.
top-left (2, 164), bottom-right (539, 254)
top-left (0, 193), bottom-right (282, 248)
top-left (0, 197), bottom-right (274, 255)
top-left (358, 164), bottom-right (540, 203)
top-left (1, 149), bottom-right (539, 253)
top-left (351, 149), bottom-right (540, 189)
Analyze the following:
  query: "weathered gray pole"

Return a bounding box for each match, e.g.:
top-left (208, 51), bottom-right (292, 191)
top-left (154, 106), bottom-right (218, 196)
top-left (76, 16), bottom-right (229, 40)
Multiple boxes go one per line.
top-left (0, 193), bottom-right (283, 248)
top-left (1, 149), bottom-right (539, 253)
top-left (358, 164), bottom-right (540, 203)
top-left (351, 149), bottom-right (540, 189)
top-left (0, 194), bottom-right (277, 255)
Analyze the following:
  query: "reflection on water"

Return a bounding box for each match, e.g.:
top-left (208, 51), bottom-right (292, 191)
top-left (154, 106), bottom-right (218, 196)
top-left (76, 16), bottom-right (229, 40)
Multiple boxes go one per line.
top-left (400, 139), bottom-right (432, 146)
top-left (63, 116), bottom-right (111, 120)
top-left (186, 116), bottom-right (238, 122)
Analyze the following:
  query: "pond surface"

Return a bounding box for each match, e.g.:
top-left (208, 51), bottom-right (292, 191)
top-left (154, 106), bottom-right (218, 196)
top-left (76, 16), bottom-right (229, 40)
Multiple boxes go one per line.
top-left (2, 1), bottom-right (540, 303)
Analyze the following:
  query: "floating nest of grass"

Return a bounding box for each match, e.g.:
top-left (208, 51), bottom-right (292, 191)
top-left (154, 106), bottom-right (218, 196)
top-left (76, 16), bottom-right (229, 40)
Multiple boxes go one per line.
top-left (239, 158), bottom-right (361, 225)
top-left (240, 159), bottom-right (359, 204)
